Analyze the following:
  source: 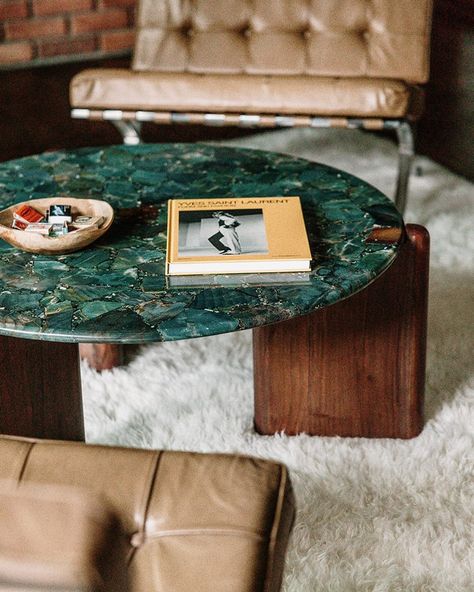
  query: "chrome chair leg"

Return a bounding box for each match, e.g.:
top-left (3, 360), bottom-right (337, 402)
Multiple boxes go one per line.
top-left (112, 120), bottom-right (143, 145)
top-left (395, 121), bottom-right (415, 214)
top-left (72, 107), bottom-right (415, 212)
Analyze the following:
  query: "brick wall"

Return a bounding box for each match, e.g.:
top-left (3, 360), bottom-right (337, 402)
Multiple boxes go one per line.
top-left (0, 0), bottom-right (137, 67)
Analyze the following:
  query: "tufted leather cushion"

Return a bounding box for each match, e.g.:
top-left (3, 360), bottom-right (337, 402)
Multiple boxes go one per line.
top-left (0, 482), bottom-right (127, 592)
top-left (70, 69), bottom-right (423, 118)
top-left (0, 436), bottom-right (294, 592)
top-left (133, 0), bottom-right (432, 83)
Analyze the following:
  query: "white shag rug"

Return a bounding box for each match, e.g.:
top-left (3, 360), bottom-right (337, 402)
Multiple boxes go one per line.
top-left (83, 129), bottom-right (474, 592)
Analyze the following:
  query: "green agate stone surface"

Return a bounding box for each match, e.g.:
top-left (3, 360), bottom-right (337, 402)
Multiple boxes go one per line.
top-left (0, 144), bottom-right (403, 343)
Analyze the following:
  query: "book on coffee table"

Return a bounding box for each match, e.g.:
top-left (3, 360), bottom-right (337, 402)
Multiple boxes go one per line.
top-left (167, 271), bottom-right (312, 288)
top-left (166, 196), bottom-right (311, 276)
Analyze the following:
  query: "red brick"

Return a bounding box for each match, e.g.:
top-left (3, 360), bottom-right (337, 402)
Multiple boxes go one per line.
top-left (33, 0), bottom-right (92, 16)
top-left (0, 41), bottom-right (33, 63)
top-left (0, 0), bottom-right (28, 20)
top-left (101, 0), bottom-right (136, 7)
top-left (99, 28), bottom-right (134, 51)
top-left (39, 35), bottom-right (96, 57)
top-left (70, 8), bottom-right (128, 34)
top-left (5, 16), bottom-right (66, 40)
top-left (127, 5), bottom-right (135, 26)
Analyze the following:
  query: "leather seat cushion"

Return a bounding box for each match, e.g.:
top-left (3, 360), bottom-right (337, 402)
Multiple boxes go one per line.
top-left (0, 436), bottom-right (294, 592)
top-left (70, 68), bottom-right (423, 119)
top-left (0, 482), bottom-right (127, 592)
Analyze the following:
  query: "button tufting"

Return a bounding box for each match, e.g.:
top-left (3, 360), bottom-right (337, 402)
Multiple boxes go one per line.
top-left (182, 26), bottom-right (194, 37)
top-left (130, 531), bottom-right (146, 547)
top-left (303, 29), bottom-right (311, 39)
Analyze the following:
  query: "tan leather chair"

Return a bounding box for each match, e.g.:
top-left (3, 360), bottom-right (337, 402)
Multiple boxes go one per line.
top-left (70, 0), bottom-right (433, 213)
top-left (0, 436), bottom-right (294, 592)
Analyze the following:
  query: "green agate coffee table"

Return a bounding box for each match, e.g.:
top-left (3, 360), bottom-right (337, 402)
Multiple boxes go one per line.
top-left (0, 144), bottom-right (429, 441)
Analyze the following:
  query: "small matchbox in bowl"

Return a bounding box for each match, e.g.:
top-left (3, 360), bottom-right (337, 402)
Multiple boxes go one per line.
top-left (0, 197), bottom-right (114, 254)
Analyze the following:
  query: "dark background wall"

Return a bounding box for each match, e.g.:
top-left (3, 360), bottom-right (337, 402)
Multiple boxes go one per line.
top-left (417, 0), bottom-right (474, 180)
top-left (0, 0), bottom-right (472, 182)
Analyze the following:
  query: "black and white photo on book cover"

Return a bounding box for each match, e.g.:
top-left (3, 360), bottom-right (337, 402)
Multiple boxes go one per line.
top-left (178, 209), bottom-right (269, 257)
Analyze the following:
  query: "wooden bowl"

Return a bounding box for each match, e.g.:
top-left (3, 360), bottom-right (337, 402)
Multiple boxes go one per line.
top-left (0, 197), bottom-right (114, 255)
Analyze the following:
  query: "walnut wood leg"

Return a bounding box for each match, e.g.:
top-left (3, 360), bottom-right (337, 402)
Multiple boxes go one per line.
top-left (79, 344), bottom-right (124, 371)
top-left (0, 337), bottom-right (84, 440)
top-left (253, 224), bottom-right (429, 438)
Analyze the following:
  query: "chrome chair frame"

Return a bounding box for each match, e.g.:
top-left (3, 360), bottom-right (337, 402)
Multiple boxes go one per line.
top-left (71, 108), bottom-right (414, 213)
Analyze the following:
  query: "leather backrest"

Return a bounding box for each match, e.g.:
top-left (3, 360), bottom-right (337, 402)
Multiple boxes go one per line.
top-left (133, 0), bottom-right (433, 82)
top-left (0, 436), bottom-right (294, 592)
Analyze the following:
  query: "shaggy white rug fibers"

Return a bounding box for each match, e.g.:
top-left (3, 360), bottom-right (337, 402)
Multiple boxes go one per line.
top-left (83, 129), bottom-right (474, 592)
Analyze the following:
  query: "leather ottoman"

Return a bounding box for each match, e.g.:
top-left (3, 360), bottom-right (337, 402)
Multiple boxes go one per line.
top-left (0, 436), bottom-right (294, 592)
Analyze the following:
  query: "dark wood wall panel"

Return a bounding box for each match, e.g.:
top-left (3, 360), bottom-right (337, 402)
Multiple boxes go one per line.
top-left (0, 58), bottom-right (253, 164)
top-left (418, 0), bottom-right (474, 181)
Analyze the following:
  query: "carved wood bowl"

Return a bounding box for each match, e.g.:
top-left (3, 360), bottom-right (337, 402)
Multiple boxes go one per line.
top-left (0, 197), bottom-right (114, 254)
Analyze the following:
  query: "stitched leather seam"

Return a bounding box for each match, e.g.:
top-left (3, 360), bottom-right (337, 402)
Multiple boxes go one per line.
top-left (127, 451), bottom-right (162, 563)
top-left (134, 528), bottom-right (266, 542)
top-left (17, 442), bottom-right (35, 484)
top-left (264, 465), bottom-right (287, 592)
top-left (141, 451), bottom-right (163, 532)
top-left (364, 0), bottom-right (369, 77)
top-left (423, 0), bottom-right (434, 82)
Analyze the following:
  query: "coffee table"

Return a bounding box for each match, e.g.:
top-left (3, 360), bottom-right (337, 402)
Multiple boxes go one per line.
top-left (0, 144), bottom-right (429, 441)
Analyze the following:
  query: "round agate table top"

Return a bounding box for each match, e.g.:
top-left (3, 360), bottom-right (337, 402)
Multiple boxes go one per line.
top-left (0, 144), bottom-right (403, 343)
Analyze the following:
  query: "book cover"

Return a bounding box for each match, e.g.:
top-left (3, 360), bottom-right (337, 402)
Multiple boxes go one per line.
top-left (166, 196), bottom-right (312, 276)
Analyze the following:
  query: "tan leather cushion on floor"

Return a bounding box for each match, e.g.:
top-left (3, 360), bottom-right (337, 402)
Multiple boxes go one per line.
top-left (0, 483), bottom-right (127, 592)
top-left (0, 436), bottom-right (294, 592)
top-left (70, 69), bottom-right (423, 119)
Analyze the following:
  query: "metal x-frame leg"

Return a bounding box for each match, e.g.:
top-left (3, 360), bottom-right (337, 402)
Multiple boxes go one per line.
top-left (394, 121), bottom-right (415, 214)
top-left (111, 120), bottom-right (143, 145)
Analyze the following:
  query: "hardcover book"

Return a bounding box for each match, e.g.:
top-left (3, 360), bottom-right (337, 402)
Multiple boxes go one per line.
top-left (166, 196), bottom-right (312, 276)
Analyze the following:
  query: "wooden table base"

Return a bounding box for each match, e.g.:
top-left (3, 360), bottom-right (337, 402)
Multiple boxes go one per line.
top-left (79, 344), bottom-right (124, 371)
top-left (0, 226), bottom-right (428, 442)
top-left (0, 337), bottom-right (84, 440)
top-left (253, 224), bottom-right (430, 438)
